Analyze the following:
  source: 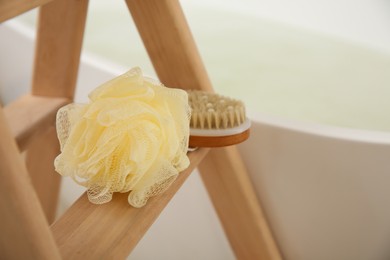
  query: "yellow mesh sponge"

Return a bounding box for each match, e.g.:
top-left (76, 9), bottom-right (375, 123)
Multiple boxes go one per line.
top-left (54, 67), bottom-right (191, 208)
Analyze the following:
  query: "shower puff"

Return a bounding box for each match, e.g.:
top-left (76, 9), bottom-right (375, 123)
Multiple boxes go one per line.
top-left (54, 67), bottom-right (190, 207)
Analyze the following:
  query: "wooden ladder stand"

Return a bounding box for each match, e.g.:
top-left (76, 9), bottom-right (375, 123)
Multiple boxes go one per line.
top-left (0, 0), bottom-right (282, 259)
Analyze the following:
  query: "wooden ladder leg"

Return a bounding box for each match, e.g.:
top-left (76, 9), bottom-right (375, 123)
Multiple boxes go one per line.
top-left (26, 0), bottom-right (88, 223)
top-left (0, 107), bottom-right (61, 259)
top-left (26, 127), bottom-right (62, 223)
top-left (199, 147), bottom-right (282, 260)
top-left (126, 0), bottom-right (282, 259)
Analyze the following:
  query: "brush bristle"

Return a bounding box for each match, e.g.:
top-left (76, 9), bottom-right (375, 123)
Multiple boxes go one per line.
top-left (188, 90), bottom-right (246, 129)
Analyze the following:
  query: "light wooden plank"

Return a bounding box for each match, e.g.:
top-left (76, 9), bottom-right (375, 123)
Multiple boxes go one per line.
top-left (27, 0), bottom-right (88, 222)
top-left (51, 148), bottom-right (209, 259)
top-left (4, 94), bottom-right (67, 222)
top-left (32, 0), bottom-right (88, 98)
top-left (0, 0), bottom-right (53, 23)
top-left (0, 106), bottom-right (61, 259)
top-left (3, 94), bottom-right (69, 151)
top-left (26, 127), bottom-right (62, 223)
top-left (199, 147), bottom-right (283, 259)
top-left (126, 0), bottom-right (213, 92)
top-left (126, 1), bottom-right (282, 258)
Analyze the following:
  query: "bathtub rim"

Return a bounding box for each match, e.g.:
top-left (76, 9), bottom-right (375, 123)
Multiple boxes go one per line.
top-left (248, 111), bottom-right (390, 145)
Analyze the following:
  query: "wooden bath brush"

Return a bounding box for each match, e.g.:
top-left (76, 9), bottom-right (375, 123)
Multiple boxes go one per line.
top-left (188, 90), bottom-right (251, 147)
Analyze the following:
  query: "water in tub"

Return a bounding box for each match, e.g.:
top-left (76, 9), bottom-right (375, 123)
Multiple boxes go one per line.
top-left (15, 0), bottom-right (390, 132)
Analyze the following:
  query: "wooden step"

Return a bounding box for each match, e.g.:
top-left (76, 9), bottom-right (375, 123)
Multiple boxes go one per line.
top-left (4, 94), bottom-right (69, 151)
top-left (51, 148), bottom-right (209, 259)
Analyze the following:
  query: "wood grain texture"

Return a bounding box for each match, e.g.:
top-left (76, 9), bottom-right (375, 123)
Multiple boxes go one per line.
top-left (51, 148), bottom-right (209, 259)
top-left (199, 147), bottom-right (283, 260)
top-left (32, 0), bottom-right (88, 98)
top-left (0, 0), bottom-right (53, 23)
top-left (26, 127), bottom-right (62, 224)
top-left (0, 107), bottom-right (61, 259)
top-left (27, 0), bottom-right (88, 222)
top-left (126, 0), bottom-right (213, 92)
top-left (4, 94), bottom-right (68, 151)
top-left (126, 0), bottom-right (282, 258)
top-left (189, 129), bottom-right (250, 148)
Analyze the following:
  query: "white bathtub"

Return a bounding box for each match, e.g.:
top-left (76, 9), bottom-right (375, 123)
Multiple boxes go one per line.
top-left (239, 115), bottom-right (390, 260)
top-left (2, 20), bottom-right (390, 260)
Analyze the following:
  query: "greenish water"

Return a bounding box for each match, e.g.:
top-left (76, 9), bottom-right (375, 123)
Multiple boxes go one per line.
top-left (17, 1), bottom-right (390, 132)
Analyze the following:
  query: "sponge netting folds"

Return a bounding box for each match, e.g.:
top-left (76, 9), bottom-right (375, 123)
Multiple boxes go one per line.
top-left (54, 67), bottom-right (191, 208)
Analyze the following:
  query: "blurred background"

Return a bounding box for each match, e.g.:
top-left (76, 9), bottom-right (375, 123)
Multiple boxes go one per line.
top-left (1, 0), bottom-right (390, 259)
top-left (10, 0), bottom-right (390, 131)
